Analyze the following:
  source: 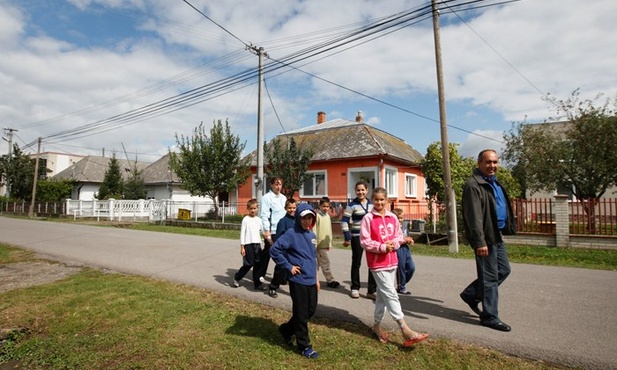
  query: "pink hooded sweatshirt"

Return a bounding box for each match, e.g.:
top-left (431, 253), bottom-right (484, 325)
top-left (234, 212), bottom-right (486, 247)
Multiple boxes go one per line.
top-left (359, 209), bottom-right (406, 272)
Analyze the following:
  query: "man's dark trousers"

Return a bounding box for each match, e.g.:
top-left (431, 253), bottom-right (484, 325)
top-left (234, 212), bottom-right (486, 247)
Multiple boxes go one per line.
top-left (461, 242), bottom-right (511, 324)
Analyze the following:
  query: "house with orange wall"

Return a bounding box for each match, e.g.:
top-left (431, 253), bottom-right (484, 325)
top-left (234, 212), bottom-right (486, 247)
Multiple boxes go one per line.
top-left (237, 111), bottom-right (427, 220)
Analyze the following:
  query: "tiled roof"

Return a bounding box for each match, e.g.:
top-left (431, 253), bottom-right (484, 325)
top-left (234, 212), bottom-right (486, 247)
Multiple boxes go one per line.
top-left (140, 153), bottom-right (180, 184)
top-left (248, 118), bottom-right (423, 165)
top-left (53, 156), bottom-right (151, 183)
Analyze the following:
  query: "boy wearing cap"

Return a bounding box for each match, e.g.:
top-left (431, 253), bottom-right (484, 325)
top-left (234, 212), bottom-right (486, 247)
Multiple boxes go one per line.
top-left (270, 203), bottom-right (320, 359)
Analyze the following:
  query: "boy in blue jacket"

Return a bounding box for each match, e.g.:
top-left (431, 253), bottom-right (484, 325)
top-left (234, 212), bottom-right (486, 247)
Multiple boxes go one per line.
top-left (270, 203), bottom-right (320, 359)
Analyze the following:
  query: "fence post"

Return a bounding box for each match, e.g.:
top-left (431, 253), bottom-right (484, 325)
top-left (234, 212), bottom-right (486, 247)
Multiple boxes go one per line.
top-left (554, 195), bottom-right (570, 248)
top-left (109, 198), bottom-right (115, 221)
top-left (222, 201), bottom-right (226, 223)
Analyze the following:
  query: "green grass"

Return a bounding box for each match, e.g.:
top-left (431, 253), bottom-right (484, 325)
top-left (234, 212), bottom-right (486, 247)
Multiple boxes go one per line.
top-left (122, 223), bottom-right (617, 271)
top-left (1, 244), bottom-right (570, 370)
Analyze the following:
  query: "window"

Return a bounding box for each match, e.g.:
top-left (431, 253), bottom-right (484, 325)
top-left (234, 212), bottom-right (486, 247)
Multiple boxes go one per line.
top-left (301, 171), bottom-right (326, 197)
top-left (385, 167), bottom-right (397, 197)
top-left (405, 173), bottom-right (417, 197)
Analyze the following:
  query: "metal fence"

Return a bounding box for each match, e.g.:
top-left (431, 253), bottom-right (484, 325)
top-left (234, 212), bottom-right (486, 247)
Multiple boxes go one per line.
top-left (512, 197), bottom-right (617, 236)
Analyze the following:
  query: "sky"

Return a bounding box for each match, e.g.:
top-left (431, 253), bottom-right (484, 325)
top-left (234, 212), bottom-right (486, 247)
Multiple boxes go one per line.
top-left (1, 0), bottom-right (616, 165)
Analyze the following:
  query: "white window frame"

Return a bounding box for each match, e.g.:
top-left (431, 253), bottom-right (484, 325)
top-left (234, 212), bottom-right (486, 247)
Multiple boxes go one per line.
top-left (405, 173), bottom-right (418, 198)
top-left (384, 166), bottom-right (398, 197)
top-left (300, 170), bottom-right (327, 198)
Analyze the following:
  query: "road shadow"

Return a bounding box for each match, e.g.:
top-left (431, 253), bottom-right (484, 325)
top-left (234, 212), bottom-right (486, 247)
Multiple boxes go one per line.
top-left (399, 294), bottom-right (478, 325)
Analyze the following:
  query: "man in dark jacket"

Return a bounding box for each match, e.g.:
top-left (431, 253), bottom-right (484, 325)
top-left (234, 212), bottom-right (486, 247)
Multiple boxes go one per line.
top-left (460, 149), bottom-right (516, 332)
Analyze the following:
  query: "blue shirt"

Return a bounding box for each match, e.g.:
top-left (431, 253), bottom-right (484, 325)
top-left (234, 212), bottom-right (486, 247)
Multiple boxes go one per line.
top-left (485, 175), bottom-right (507, 230)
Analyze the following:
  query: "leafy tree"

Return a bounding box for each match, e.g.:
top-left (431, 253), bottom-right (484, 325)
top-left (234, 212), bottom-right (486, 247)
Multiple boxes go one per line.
top-left (0, 144), bottom-right (47, 200)
top-left (264, 137), bottom-right (314, 198)
top-left (503, 89), bottom-right (617, 232)
top-left (169, 120), bottom-right (251, 216)
top-left (421, 142), bottom-right (475, 203)
top-left (123, 162), bottom-right (147, 200)
top-left (36, 179), bottom-right (75, 202)
top-left (97, 154), bottom-right (124, 200)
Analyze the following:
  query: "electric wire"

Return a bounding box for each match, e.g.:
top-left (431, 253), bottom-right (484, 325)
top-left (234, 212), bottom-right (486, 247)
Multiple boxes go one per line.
top-left (23, 0), bottom-right (510, 148)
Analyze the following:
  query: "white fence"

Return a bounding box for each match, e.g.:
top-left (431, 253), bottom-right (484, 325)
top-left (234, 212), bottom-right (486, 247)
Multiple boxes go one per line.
top-left (64, 199), bottom-right (240, 222)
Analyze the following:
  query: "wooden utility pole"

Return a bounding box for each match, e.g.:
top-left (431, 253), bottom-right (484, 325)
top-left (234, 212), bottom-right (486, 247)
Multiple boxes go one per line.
top-left (431, 0), bottom-right (459, 253)
top-left (28, 137), bottom-right (42, 218)
top-left (250, 45), bottom-right (267, 205)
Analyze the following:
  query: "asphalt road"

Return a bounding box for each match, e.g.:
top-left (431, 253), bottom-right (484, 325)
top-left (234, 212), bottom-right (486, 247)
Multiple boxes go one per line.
top-left (1, 217), bottom-right (615, 369)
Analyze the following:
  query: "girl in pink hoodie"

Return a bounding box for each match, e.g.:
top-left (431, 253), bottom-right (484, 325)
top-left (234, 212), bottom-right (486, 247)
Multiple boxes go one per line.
top-left (360, 187), bottom-right (429, 347)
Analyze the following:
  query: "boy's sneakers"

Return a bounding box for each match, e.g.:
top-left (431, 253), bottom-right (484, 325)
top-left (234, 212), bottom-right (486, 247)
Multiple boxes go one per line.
top-left (259, 276), bottom-right (266, 283)
top-left (326, 281), bottom-right (340, 288)
top-left (254, 284), bottom-right (268, 291)
top-left (350, 290), bottom-right (360, 298)
top-left (366, 292), bottom-right (377, 300)
top-left (268, 289), bottom-right (278, 298)
top-left (300, 346), bottom-right (319, 359)
top-left (232, 280), bottom-right (240, 288)
top-left (398, 288), bottom-right (412, 295)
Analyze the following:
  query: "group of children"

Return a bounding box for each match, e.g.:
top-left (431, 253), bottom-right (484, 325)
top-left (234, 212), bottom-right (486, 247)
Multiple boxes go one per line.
top-left (232, 187), bottom-right (427, 359)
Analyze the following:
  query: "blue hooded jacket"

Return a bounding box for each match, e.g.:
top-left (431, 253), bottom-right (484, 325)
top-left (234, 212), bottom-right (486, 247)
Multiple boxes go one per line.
top-left (269, 203), bottom-right (317, 286)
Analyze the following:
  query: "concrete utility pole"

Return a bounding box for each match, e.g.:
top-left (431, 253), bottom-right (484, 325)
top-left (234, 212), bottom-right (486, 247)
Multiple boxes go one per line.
top-left (2, 128), bottom-right (17, 199)
top-left (28, 137), bottom-right (42, 218)
top-left (431, 0), bottom-right (459, 253)
top-left (249, 45), bottom-right (267, 205)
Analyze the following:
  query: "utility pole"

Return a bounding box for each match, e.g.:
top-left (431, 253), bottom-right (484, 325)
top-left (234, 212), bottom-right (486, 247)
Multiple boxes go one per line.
top-left (431, 0), bottom-right (459, 253)
top-left (2, 128), bottom-right (17, 199)
top-left (28, 137), bottom-right (42, 218)
top-left (249, 45), bottom-right (267, 205)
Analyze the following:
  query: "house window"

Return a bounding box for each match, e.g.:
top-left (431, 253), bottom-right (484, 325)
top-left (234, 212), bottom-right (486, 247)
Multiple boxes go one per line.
top-left (405, 173), bottom-right (417, 197)
top-left (301, 171), bottom-right (326, 197)
top-left (385, 167), bottom-right (397, 197)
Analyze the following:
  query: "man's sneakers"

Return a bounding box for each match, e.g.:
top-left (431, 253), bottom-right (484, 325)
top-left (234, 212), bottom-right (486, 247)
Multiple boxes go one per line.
top-left (398, 288), bottom-right (412, 295)
top-left (259, 276), bottom-right (266, 284)
top-left (350, 289), bottom-right (360, 298)
top-left (232, 280), bottom-right (240, 288)
top-left (460, 292), bottom-right (482, 316)
top-left (268, 289), bottom-right (278, 298)
top-left (365, 292), bottom-right (377, 300)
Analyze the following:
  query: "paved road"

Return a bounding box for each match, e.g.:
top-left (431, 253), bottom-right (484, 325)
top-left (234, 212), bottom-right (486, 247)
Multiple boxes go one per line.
top-left (1, 217), bottom-right (615, 369)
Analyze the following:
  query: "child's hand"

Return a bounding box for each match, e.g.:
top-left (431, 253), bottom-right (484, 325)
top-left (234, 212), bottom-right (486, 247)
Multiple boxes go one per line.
top-left (343, 240), bottom-right (350, 247)
top-left (240, 245), bottom-right (246, 257)
top-left (291, 266), bottom-right (301, 275)
top-left (405, 236), bottom-right (414, 245)
top-left (385, 241), bottom-right (395, 253)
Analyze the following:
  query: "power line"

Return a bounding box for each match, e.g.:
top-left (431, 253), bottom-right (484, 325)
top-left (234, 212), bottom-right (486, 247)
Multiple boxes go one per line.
top-left (22, 0), bottom-right (509, 148)
top-left (180, 0), bottom-right (249, 48)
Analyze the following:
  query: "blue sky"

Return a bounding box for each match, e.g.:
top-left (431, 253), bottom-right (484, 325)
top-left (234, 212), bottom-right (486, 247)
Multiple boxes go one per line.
top-left (1, 0), bottom-right (616, 163)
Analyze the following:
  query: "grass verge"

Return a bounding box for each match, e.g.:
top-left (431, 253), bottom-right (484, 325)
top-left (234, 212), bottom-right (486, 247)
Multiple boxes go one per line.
top-left (1, 244), bottom-right (569, 370)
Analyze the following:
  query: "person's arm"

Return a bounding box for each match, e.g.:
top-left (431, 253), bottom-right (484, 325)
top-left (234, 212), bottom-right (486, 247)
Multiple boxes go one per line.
top-left (260, 195), bottom-right (273, 241)
top-left (341, 204), bottom-right (353, 245)
top-left (462, 183), bottom-right (488, 254)
top-left (269, 234), bottom-right (293, 272)
top-left (359, 213), bottom-right (385, 253)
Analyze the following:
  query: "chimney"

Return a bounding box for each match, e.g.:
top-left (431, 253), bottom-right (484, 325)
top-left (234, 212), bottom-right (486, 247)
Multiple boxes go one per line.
top-left (355, 111), bottom-right (363, 123)
top-left (317, 111), bottom-right (326, 124)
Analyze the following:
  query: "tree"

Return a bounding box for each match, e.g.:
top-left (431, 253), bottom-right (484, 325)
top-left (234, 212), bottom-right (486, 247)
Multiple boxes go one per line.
top-left (264, 137), bottom-right (314, 198)
top-left (0, 144), bottom-right (48, 201)
top-left (421, 142), bottom-right (476, 203)
top-left (123, 162), bottom-right (147, 200)
top-left (169, 120), bottom-right (251, 216)
top-left (503, 90), bottom-right (617, 232)
top-left (36, 179), bottom-right (75, 202)
top-left (97, 154), bottom-right (124, 200)
top-left (503, 90), bottom-right (617, 200)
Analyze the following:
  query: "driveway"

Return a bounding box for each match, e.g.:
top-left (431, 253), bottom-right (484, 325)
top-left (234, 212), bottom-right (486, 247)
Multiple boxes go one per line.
top-left (0, 217), bottom-right (615, 369)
